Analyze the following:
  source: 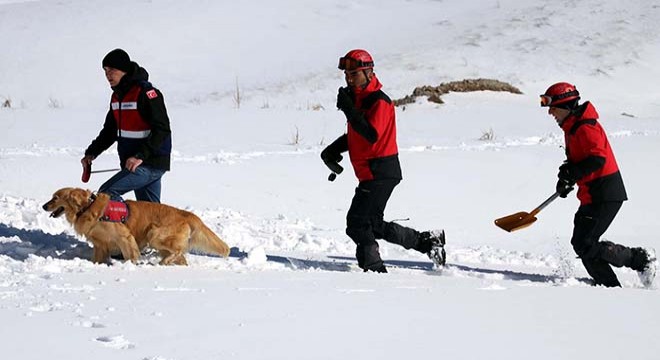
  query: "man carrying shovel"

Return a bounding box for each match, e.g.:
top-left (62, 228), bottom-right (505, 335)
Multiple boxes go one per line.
top-left (540, 82), bottom-right (655, 287)
top-left (81, 49), bottom-right (172, 203)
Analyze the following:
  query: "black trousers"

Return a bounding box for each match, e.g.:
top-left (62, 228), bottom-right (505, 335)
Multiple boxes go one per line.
top-left (571, 201), bottom-right (636, 287)
top-left (345, 179), bottom-right (426, 270)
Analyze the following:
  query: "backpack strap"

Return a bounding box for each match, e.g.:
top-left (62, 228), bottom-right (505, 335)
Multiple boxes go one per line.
top-left (569, 119), bottom-right (597, 135)
top-left (360, 90), bottom-right (391, 110)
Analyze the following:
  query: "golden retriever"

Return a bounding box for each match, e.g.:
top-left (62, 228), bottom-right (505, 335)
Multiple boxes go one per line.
top-left (42, 187), bottom-right (230, 265)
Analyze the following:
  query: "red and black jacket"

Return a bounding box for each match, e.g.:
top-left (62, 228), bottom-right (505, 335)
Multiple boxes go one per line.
top-left (85, 64), bottom-right (172, 171)
top-left (561, 102), bottom-right (627, 205)
top-left (328, 75), bottom-right (402, 182)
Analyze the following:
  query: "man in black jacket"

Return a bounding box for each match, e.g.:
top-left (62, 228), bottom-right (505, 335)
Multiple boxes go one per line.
top-left (81, 49), bottom-right (172, 203)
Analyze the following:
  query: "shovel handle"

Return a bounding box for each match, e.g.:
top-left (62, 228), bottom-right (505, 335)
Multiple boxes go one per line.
top-left (529, 192), bottom-right (561, 217)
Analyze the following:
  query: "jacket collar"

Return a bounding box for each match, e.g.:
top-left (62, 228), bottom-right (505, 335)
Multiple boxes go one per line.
top-left (112, 63), bottom-right (149, 98)
top-left (561, 101), bottom-right (598, 132)
top-left (352, 74), bottom-right (382, 101)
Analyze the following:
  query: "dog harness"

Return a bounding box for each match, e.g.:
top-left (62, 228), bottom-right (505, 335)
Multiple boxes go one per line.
top-left (101, 200), bottom-right (129, 223)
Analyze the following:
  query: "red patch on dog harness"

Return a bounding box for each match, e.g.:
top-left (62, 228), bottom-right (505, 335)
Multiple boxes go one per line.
top-left (101, 200), bottom-right (129, 223)
top-left (146, 89), bottom-right (158, 99)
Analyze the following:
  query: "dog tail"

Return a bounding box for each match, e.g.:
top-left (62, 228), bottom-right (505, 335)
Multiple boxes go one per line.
top-left (189, 216), bottom-right (230, 258)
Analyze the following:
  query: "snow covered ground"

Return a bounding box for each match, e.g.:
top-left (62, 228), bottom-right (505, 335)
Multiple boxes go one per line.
top-left (1, 0), bottom-right (659, 359)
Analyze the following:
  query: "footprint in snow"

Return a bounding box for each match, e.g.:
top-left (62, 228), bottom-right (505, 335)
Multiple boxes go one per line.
top-left (75, 320), bottom-right (105, 328)
top-left (94, 335), bottom-right (135, 349)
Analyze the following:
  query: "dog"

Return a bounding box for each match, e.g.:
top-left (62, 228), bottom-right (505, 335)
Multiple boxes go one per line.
top-left (42, 187), bottom-right (230, 265)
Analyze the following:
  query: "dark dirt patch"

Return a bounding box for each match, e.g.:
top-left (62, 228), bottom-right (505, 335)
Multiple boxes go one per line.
top-left (393, 78), bottom-right (523, 107)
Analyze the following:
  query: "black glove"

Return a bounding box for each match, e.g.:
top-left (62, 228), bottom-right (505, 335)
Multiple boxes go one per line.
top-left (336, 87), bottom-right (354, 113)
top-left (556, 178), bottom-right (575, 198)
top-left (558, 162), bottom-right (579, 182)
top-left (324, 160), bottom-right (344, 175)
top-left (321, 146), bottom-right (342, 164)
top-left (320, 145), bottom-right (344, 175)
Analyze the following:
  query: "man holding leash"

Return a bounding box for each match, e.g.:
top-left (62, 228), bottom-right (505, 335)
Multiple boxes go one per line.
top-left (82, 49), bottom-right (172, 203)
top-left (541, 82), bottom-right (656, 287)
top-left (321, 49), bottom-right (446, 273)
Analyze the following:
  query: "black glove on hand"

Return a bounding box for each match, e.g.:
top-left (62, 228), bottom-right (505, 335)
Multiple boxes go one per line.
top-left (321, 146), bottom-right (342, 164)
top-left (558, 162), bottom-right (579, 182)
top-left (336, 87), bottom-right (354, 113)
top-left (325, 161), bottom-right (344, 176)
top-left (556, 178), bottom-right (575, 198)
top-left (320, 146), bottom-right (344, 175)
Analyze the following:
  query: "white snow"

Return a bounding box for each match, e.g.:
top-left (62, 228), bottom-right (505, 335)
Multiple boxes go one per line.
top-left (1, 0), bottom-right (660, 359)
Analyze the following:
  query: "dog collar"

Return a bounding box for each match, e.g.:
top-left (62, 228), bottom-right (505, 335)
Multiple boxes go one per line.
top-left (76, 193), bottom-right (98, 218)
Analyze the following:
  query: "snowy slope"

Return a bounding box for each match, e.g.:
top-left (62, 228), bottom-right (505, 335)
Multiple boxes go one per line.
top-left (1, 1), bottom-right (660, 359)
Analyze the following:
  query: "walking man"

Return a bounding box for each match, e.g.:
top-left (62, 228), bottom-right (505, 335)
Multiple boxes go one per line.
top-left (321, 49), bottom-right (446, 273)
top-left (82, 49), bottom-right (172, 203)
top-left (541, 82), bottom-right (656, 287)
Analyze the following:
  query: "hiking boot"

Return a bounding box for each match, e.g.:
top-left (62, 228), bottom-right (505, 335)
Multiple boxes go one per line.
top-left (363, 263), bottom-right (388, 273)
top-left (421, 229), bottom-right (446, 267)
top-left (358, 244), bottom-right (387, 273)
top-left (632, 248), bottom-right (657, 288)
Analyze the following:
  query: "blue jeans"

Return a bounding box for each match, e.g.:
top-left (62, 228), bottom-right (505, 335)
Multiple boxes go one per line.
top-left (99, 166), bottom-right (166, 203)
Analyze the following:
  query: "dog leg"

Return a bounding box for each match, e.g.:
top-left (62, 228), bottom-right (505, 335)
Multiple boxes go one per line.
top-left (116, 232), bottom-right (140, 263)
top-left (153, 250), bottom-right (185, 265)
top-left (92, 244), bottom-right (110, 264)
top-left (147, 224), bottom-right (191, 266)
top-left (74, 193), bottom-right (110, 235)
top-left (160, 251), bottom-right (187, 265)
top-left (172, 253), bottom-right (188, 266)
top-left (166, 251), bottom-right (188, 266)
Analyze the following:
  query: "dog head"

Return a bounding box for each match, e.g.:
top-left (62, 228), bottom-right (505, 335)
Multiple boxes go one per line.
top-left (42, 187), bottom-right (94, 219)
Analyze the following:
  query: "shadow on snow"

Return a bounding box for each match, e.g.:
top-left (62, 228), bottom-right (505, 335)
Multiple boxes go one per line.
top-left (0, 223), bottom-right (591, 285)
top-left (267, 253), bottom-right (591, 285)
top-left (0, 223), bottom-right (92, 261)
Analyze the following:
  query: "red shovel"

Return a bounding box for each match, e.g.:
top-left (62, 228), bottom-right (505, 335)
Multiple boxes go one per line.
top-left (81, 163), bottom-right (119, 183)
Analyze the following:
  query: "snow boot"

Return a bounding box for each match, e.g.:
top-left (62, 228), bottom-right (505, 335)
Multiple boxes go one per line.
top-left (359, 244), bottom-right (387, 273)
top-left (421, 229), bottom-right (446, 267)
top-left (364, 263), bottom-right (388, 273)
top-left (631, 248), bottom-right (657, 288)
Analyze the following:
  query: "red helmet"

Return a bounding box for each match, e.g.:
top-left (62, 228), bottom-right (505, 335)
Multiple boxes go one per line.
top-left (338, 49), bottom-right (374, 71)
top-left (540, 82), bottom-right (580, 107)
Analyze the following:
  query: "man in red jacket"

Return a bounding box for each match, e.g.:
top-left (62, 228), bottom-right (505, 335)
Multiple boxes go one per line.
top-left (81, 49), bottom-right (172, 203)
top-left (321, 49), bottom-right (446, 273)
top-left (542, 82), bottom-right (656, 287)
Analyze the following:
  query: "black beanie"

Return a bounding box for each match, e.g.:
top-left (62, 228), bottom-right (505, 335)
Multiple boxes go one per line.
top-left (102, 49), bottom-right (132, 73)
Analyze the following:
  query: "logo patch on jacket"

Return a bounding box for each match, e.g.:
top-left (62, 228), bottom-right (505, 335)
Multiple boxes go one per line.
top-left (146, 89), bottom-right (158, 99)
top-left (101, 200), bottom-right (129, 223)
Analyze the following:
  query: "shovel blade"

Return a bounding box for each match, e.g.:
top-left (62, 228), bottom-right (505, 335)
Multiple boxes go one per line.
top-left (494, 211), bottom-right (538, 232)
